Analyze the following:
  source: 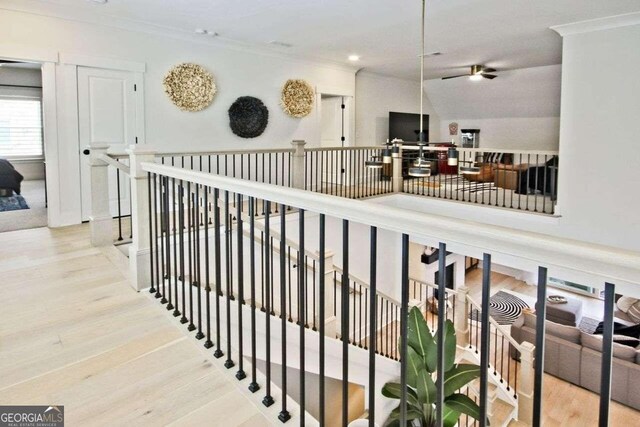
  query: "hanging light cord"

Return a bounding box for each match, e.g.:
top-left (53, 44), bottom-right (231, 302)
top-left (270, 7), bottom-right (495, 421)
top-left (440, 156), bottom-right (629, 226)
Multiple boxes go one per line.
top-left (419, 0), bottom-right (425, 142)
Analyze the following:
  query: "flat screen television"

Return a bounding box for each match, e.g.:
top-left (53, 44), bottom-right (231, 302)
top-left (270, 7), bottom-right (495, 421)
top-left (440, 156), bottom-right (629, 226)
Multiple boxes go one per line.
top-left (388, 112), bottom-right (429, 144)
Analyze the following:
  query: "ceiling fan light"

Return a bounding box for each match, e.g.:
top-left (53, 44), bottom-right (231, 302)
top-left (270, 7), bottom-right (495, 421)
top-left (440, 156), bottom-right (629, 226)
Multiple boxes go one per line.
top-left (469, 74), bottom-right (483, 81)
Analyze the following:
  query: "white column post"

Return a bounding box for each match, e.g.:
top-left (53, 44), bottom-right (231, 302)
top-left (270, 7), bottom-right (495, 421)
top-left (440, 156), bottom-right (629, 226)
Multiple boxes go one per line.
top-left (127, 145), bottom-right (156, 292)
top-left (291, 140), bottom-right (306, 190)
top-left (455, 286), bottom-right (470, 347)
top-left (517, 341), bottom-right (536, 424)
top-left (316, 250), bottom-right (337, 337)
top-left (392, 143), bottom-right (403, 193)
top-left (89, 144), bottom-right (113, 246)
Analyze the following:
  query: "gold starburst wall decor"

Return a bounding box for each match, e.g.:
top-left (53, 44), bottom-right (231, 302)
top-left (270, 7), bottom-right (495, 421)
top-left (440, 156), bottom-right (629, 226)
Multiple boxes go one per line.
top-left (280, 79), bottom-right (315, 118)
top-left (163, 63), bottom-right (216, 112)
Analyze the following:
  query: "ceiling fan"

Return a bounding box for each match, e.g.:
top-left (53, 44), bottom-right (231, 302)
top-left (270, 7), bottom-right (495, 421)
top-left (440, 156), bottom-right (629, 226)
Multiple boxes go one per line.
top-left (442, 64), bottom-right (497, 81)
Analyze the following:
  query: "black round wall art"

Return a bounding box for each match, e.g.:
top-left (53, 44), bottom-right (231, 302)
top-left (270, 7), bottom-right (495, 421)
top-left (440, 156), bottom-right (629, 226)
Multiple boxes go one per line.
top-left (228, 96), bottom-right (269, 138)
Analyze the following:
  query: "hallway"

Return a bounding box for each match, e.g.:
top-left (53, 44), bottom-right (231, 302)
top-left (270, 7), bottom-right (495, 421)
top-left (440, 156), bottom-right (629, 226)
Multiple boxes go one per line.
top-left (0, 225), bottom-right (271, 426)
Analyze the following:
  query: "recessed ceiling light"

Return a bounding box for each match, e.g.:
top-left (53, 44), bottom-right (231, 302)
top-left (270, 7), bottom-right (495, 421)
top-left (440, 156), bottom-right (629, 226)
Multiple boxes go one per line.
top-left (348, 55), bottom-right (360, 61)
top-left (195, 28), bottom-right (207, 34)
top-left (195, 29), bottom-right (218, 37)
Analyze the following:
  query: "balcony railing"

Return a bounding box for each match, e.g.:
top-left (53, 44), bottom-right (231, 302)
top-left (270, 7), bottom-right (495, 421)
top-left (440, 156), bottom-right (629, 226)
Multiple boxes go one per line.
top-left (401, 146), bottom-right (559, 215)
top-left (85, 143), bottom-right (639, 427)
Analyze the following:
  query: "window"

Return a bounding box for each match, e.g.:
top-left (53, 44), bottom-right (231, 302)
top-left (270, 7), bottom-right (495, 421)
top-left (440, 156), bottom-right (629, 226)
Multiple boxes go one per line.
top-left (0, 97), bottom-right (43, 159)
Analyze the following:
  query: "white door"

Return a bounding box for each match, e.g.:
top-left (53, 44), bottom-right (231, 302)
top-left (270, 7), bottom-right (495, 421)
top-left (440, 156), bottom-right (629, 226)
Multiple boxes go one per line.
top-left (78, 67), bottom-right (141, 221)
top-left (320, 95), bottom-right (352, 185)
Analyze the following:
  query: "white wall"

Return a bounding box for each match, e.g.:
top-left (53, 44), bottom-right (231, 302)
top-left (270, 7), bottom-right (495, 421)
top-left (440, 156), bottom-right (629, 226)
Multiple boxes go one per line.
top-left (553, 17), bottom-right (640, 253)
top-left (0, 8), bottom-right (357, 225)
top-left (425, 65), bottom-right (561, 151)
top-left (0, 10), bottom-right (356, 152)
top-left (438, 117), bottom-right (560, 151)
top-left (355, 71), bottom-right (441, 146)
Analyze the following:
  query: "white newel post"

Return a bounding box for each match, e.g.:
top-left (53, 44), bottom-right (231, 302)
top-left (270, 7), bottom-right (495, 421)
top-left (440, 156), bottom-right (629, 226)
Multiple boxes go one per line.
top-left (316, 250), bottom-right (337, 337)
top-left (455, 286), bottom-right (470, 347)
top-left (291, 140), bottom-right (306, 190)
top-left (517, 341), bottom-right (535, 424)
top-left (392, 144), bottom-right (403, 193)
top-left (89, 144), bottom-right (113, 246)
top-left (127, 145), bottom-right (156, 292)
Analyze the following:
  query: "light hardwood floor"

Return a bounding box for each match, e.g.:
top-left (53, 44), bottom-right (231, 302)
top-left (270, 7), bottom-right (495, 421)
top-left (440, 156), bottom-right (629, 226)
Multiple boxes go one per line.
top-left (0, 225), bottom-right (271, 426)
top-left (464, 268), bottom-right (640, 427)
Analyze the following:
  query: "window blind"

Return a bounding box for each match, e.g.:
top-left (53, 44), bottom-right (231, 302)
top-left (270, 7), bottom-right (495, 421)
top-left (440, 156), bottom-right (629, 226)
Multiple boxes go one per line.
top-left (0, 98), bottom-right (43, 158)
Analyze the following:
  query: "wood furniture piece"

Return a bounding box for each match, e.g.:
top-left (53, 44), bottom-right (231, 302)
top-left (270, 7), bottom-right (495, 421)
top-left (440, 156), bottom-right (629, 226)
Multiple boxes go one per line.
top-left (545, 296), bottom-right (583, 326)
top-left (494, 164), bottom-right (529, 190)
top-left (462, 152), bottom-right (513, 183)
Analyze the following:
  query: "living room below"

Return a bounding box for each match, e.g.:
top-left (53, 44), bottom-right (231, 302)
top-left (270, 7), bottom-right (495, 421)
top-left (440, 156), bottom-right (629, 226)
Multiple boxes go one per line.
top-left (463, 266), bottom-right (640, 421)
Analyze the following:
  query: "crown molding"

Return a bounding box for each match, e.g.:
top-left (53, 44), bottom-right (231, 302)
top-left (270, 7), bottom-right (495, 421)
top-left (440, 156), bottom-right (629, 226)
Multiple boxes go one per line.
top-left (0, 1), bottom-right (359, 75)
top-left (551, 12), bottom-right (640, 37)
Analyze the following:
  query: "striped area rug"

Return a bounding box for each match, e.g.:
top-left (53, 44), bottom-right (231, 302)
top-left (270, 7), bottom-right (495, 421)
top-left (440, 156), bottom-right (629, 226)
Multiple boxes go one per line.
top-left (470, 290), bottom-right (530, 325)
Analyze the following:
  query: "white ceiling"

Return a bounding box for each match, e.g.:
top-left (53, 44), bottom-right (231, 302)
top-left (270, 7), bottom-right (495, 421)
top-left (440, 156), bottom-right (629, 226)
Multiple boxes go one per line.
top-left (9, 0), bottom-right (640, 79)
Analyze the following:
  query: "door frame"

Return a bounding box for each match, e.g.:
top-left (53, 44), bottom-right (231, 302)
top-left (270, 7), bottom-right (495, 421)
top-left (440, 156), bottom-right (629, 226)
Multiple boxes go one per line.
top-left (0, 45), bottom-right (145, 228)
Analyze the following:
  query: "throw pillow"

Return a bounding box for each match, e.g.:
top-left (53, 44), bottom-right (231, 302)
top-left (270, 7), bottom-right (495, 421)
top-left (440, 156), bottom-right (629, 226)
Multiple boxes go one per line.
top-left (613, 335), bottom-right (640, 348)
top-left (616, 296), bottom-right (638, 313)
top-left (627, 301), bottom-right (640, 324)
top-left (580, 332), bottom-right (637, 362)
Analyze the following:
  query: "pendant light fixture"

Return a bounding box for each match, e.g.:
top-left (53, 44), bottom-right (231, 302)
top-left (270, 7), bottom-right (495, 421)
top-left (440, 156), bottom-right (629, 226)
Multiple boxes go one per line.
top-left (365, 156), bottom-right (384, 169)
top-left (459, 164), bottom-right (480, 174)
top-left (447, 146), bottom-right (458, 166)
top-left (382, 147), bottom-right (392, 164)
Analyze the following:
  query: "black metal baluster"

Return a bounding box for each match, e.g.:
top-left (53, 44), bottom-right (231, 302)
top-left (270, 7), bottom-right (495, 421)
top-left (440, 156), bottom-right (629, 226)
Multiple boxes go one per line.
top-left (159, 177), bottom-right (167, 303)
top-left (298, 209), bottom-right (306, 426)
top-left (279, 203), bottom-right (290, 422)
top-left (153, 174), bottom-right (161, 299)
top-left (172, 177), bottom-right (180, 316)
top-left (368, 227), bottom-right (377, 426)
top-left (195, 185), bottom-right (204, 339)
top-left (341, 219), bottom-right (349, 427)
top-left (224, 191), bottom-right (234, 368)
top-left (399, 234), bottom-right (410, 425)
top-left (178, 180), bottom-right (188, 324)
top-left (533, 266), bottom-right (548, 427)
top-left (436, 242), bottom-right (447, 426)
top-left (186, 182), bottom-right (194, 325)
top-left (599, 282), bottom-right (615, 427)
top-left (318, 214), bottom-right (326, 426)
top-left (116, 168), bottom-right (123, 241)
top-left (213, 188), bottom-right (224, 358)
top-left (163, 178), bottom-right (171, 305)
top-left (262, 201), bottom-right (274, 407)
top-left (203, 187), bottom-right (212, 347)
top-left (236, 193), bottom-right (245, 379)
top-left (479, 254), bottom-right (491, 427)
top-left (248, 197), bottom-right (260, 392)
top-left (147, 173), bottom-right (156, 295)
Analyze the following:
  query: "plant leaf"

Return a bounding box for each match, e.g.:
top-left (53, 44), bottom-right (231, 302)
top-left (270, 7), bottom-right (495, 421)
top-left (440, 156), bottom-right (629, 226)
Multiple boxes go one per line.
top-left (442, 404), bottom-right (461, 427)
top-left (406, 346), bottom-right (424, 388)
top-left (445, 393), bottom-right (484, 422)
top-left (388, 406), bottom-right (423, 422)
top-left (381, 382), bottom-right (420, 407)
top-left (442, 364), bottom-right (481, 397)
top-left (443, 320), bottom-right (457, 372)
top-left (407, 306), bottom-right (437, 372)
top-left (416, 369), bottom-right (437, 405)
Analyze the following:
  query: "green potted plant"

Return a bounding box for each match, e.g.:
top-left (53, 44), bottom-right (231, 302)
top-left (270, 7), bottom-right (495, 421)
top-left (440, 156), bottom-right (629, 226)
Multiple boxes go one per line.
top-left (382, 306), bottom-right (485, 426)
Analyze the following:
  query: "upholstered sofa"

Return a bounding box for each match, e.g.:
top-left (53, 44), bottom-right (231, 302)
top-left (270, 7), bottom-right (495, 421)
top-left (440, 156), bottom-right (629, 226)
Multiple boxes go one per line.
top-left (511, 312), bottom-right (640, 410)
